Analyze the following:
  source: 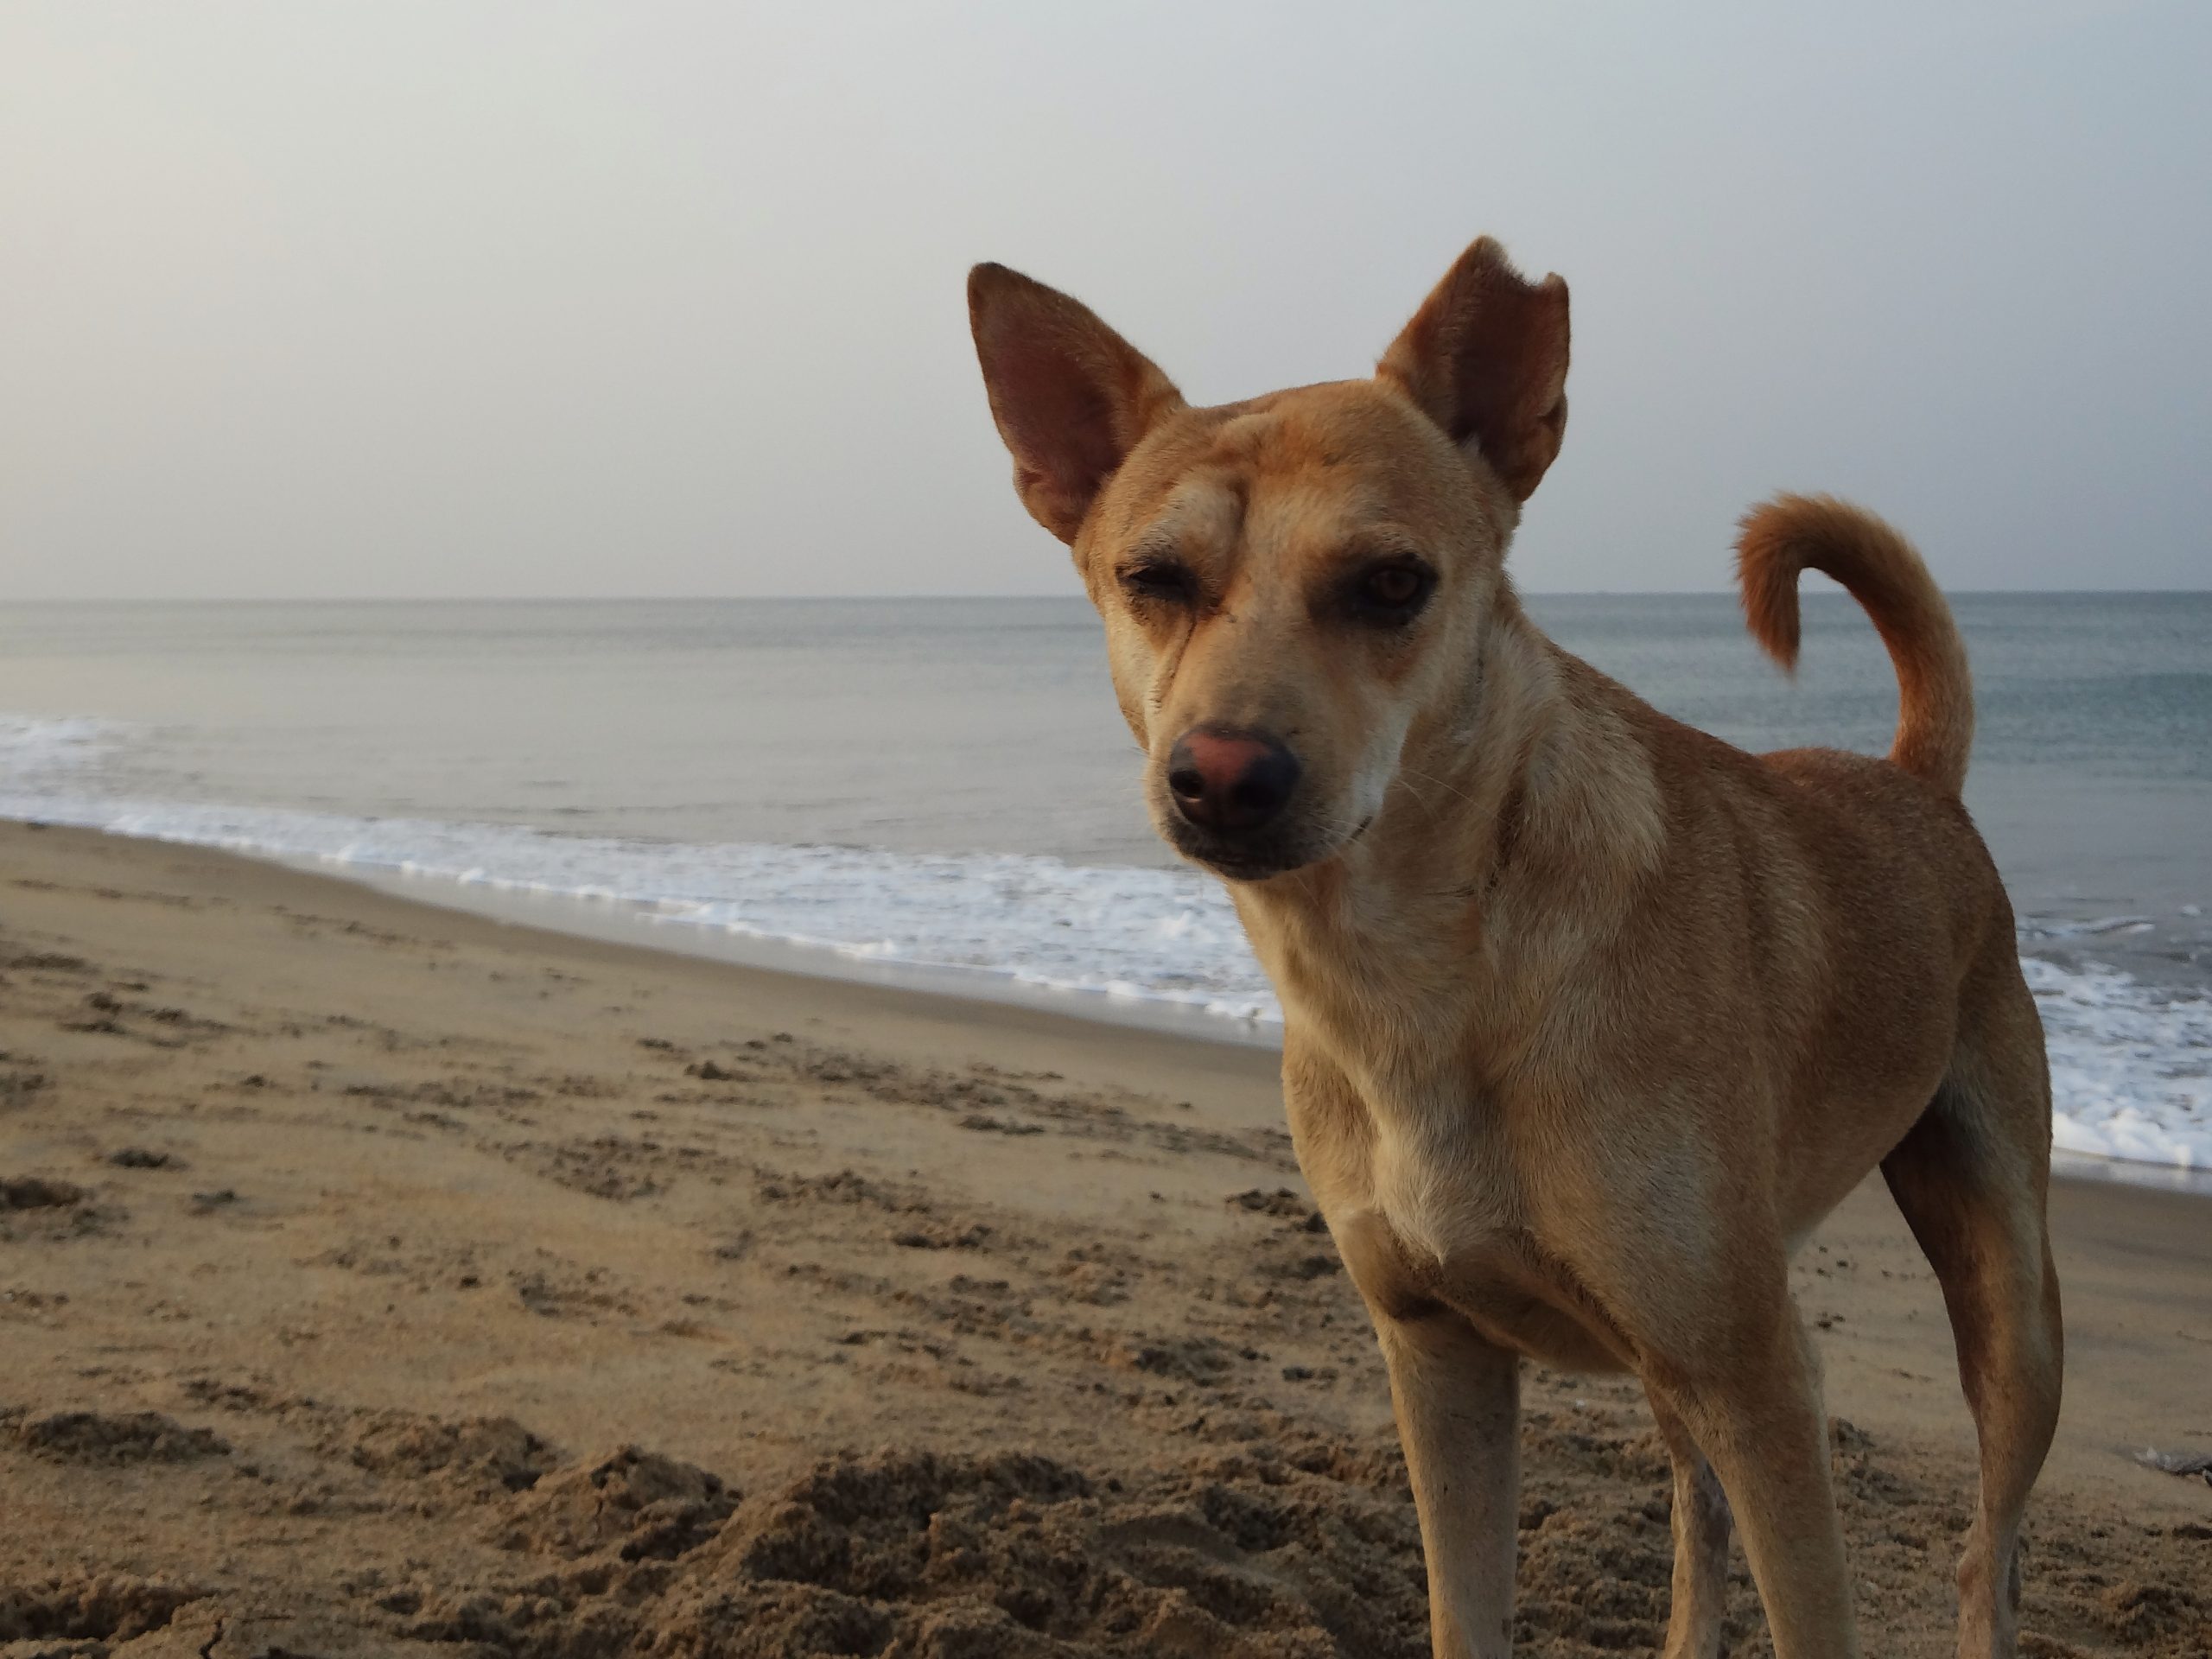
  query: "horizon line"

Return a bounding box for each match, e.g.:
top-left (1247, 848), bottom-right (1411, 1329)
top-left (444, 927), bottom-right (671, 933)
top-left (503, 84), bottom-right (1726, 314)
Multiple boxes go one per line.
top-left (7, 586), bottom-right (2212, 607)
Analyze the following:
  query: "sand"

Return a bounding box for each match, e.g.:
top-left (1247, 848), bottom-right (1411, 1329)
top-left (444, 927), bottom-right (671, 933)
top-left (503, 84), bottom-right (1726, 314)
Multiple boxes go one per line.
top-left (1, 820), bottom-right (2206, 1658)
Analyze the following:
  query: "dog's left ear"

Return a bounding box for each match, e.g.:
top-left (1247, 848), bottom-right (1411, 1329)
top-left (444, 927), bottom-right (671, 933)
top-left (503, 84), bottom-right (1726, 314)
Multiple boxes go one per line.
top-left (969, 264), bottom-right (1185, 544)
top-left (1377, 236), bottom-right (1570, 503)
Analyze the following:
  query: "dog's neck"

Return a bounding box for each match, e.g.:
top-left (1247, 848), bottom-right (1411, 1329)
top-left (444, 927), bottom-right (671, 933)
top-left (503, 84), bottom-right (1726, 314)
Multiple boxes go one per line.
top-left (1231, 588), bottom-right (1668, 1069)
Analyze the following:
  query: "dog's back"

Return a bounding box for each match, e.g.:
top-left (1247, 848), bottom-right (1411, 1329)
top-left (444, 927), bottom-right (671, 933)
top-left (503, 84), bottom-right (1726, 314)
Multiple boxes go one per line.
top-left (1497, 496), bottom-right (2018, 1236)
top-left (1648, 494), bottom-right (2030, 1225)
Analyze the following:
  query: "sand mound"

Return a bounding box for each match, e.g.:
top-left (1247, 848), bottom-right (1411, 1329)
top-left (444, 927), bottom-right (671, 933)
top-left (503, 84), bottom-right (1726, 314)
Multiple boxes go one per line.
top-left (343, 1413), bottom-right (560, 1500)
top-left (0, 1573), bottom-right (206, 1647)
top-left (296, 1442), bottom-right (1434, 1657)
top-left (493, 1446), bottom-right (739, 1561)
top-left (465, 1445), bottom-right (1429, 1659)
top-left (4, 1410), bottom-right (229, 1466)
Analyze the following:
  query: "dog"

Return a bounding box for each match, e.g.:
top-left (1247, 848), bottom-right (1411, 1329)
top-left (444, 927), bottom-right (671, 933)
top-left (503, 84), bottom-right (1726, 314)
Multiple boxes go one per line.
top-left (966, 235), bottom-right (2061, 1659)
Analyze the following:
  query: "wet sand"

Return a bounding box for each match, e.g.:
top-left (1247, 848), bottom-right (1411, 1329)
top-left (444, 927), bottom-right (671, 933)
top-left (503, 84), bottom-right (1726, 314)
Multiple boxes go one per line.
top-left (1, 821), bottom-right (2206, 1656)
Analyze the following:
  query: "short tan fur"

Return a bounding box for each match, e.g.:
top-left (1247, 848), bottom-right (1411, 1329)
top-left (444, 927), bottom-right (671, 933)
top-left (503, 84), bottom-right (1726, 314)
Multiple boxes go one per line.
top-left (969, 237), bottom-right (2061, 1659)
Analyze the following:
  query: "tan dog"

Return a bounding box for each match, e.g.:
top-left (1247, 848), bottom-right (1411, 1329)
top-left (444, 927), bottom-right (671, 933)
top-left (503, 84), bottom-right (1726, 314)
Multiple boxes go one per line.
top-left (967, 236), bottom-right (2061, 1659)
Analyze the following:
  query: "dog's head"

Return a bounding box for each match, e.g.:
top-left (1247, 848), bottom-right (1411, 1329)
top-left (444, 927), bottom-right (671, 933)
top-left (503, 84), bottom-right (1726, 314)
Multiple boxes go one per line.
top-left (969, 237), bottom-right (1568, 881)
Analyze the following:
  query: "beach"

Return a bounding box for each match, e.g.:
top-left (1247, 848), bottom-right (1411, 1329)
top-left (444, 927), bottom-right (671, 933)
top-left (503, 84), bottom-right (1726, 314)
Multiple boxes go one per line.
top-left (7, 2), bottom-right (2207, 1651)
top-left (3, 820), bottom-right (2207, 1656)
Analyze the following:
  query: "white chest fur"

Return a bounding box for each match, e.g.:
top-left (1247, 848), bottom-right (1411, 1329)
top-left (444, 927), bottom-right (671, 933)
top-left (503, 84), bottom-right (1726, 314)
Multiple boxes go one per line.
top-left (1361, 1073), bottom-right (1510, 1268)
top-left (1249, 893), bottom-right (1522, 1268)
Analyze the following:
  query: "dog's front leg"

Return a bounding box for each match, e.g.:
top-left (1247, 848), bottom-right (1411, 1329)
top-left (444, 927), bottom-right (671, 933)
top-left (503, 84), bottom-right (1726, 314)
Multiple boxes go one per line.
top-left (1284, 1044), bottom-right (1521, 1655)
top-left (1648, 1295), bottom-right (1859, 1659)
top-left (1376, 1309), bottom-right (1521, 1659)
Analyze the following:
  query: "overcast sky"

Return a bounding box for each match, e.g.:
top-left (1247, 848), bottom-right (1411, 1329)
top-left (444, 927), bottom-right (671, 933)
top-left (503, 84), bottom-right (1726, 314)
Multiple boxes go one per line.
top-left (3, 2), bottom-right (2207, 600)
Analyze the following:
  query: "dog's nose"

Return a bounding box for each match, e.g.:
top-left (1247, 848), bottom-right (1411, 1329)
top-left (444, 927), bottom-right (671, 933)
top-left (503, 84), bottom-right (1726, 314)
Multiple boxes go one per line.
top-left (1166, 728), bottom-right (1301, 833)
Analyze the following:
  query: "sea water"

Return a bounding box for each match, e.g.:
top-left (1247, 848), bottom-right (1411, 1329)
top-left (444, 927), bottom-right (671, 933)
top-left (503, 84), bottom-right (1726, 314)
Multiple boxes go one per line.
top-left (2, 594), bottom-right (2206, 1173)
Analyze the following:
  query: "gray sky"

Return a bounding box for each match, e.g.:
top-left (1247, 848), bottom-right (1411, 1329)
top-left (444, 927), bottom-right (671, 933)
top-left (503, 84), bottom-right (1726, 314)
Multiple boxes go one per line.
top-left (3, 2), bottom-right (2207, 600)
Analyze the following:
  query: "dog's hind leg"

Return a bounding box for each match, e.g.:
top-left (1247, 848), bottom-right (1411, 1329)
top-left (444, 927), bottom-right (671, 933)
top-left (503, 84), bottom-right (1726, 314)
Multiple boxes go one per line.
top-left (1881, 960), bottom-right (2063, 1659)
top-left (1648, 1394), bottom-right (1734, 1659)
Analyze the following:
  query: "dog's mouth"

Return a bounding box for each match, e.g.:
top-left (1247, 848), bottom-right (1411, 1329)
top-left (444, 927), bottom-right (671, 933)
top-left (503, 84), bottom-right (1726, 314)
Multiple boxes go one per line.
top-left (1161, 812), bottom-right (1375, 883)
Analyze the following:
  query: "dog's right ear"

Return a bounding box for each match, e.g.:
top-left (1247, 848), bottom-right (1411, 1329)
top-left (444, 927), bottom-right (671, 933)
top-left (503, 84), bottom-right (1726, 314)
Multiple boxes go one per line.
top-left (1376, 237), bottom-right (1570, 504)
top-left (968, 264), bottom-right (1184, 544)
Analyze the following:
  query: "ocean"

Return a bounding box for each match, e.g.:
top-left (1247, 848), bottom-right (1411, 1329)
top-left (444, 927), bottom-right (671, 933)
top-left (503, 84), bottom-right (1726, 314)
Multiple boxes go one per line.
top-left (2, 593), bottom-right (2207, 1175)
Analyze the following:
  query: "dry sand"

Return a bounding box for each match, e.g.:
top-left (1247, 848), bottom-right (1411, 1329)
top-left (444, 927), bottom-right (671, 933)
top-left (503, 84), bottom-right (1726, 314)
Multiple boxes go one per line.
top-left (1, 820), bottom-right (2206, 1657)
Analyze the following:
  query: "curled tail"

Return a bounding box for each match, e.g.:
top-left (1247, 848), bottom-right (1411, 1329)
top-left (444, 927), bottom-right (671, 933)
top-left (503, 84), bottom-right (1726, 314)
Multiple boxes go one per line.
top-left (1734, 493), bottom-right (1974, 796)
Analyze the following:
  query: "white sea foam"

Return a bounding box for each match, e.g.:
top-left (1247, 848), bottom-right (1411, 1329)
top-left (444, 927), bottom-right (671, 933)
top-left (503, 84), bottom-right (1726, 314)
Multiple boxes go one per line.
top-left (3, 712), bottom-right (2206, 1171)
top-left (2025, 957), bottom-right (2212, 1170)
top-left (0, 714), bottom-right (120, 779)
top-left (0, 779), bottom-right (1281, 1023)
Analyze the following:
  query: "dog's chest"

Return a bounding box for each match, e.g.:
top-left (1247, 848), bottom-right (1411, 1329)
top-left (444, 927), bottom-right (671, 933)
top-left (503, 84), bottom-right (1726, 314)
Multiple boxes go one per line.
top-left (1350, 1129), bottom-right (1630, 1371)
top-left (1258, 906), bottom-right (1628, 1361)
top-left (1265, 966), bottom-right (1497, 1241)
top-left (1288, 1035), bottom-right (1632, 1372)
top-left (1332, 1136), bottom-right (1629, 1374)
top-left (1358, 1084), bottom-right (1508, 1268)
top-left (1283, 1012), bottom-right (1517, 1270)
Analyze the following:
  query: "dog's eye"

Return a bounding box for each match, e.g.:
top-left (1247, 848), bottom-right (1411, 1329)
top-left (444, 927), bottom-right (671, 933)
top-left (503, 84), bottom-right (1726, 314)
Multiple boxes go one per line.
top-left (1121, 560), bottom-right (1196, 606)
top-left (1349, 558), bottom-right (1435, 624)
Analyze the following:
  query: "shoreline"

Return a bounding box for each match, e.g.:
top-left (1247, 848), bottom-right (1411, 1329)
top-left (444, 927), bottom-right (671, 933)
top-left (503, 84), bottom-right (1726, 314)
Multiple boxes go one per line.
top-left (335, 854), bottom-right (2212, 1199)
top-left (315, 854), bottom-right (1287, 1052)
top-left (26, 813), bottom-right (2211, 1196)
top-left (2, 818), bottom-right (2206, 1655)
